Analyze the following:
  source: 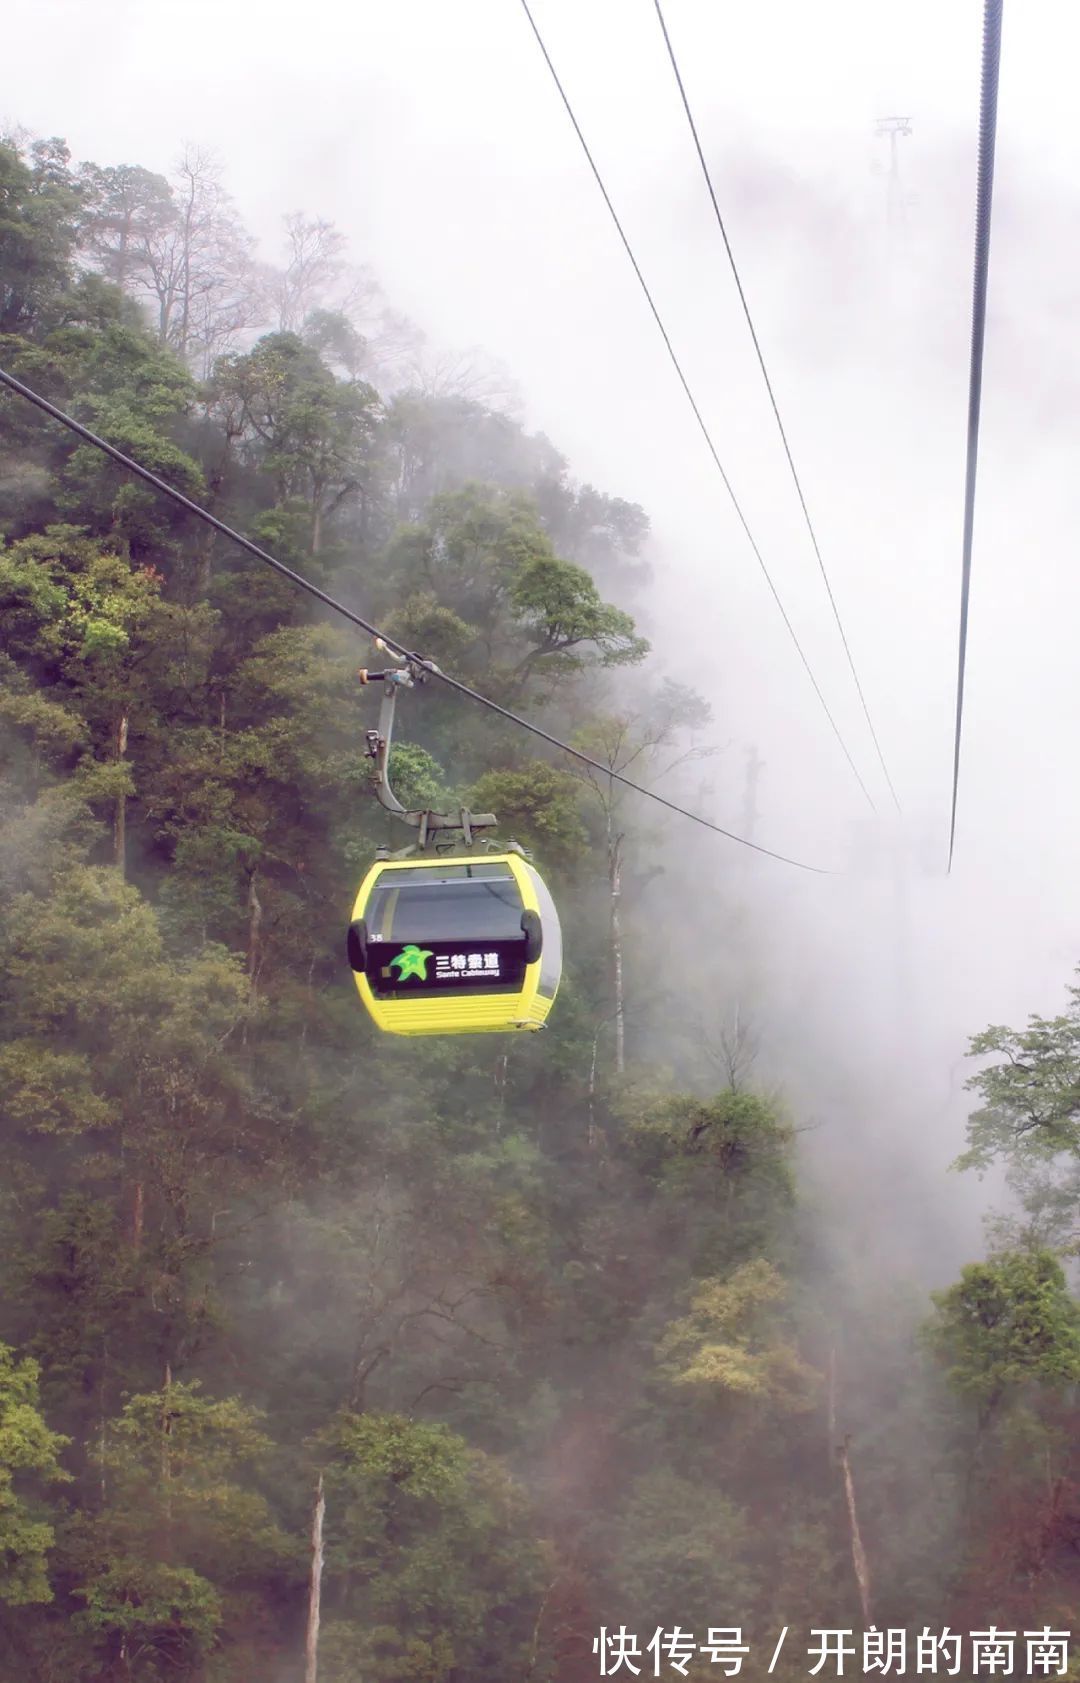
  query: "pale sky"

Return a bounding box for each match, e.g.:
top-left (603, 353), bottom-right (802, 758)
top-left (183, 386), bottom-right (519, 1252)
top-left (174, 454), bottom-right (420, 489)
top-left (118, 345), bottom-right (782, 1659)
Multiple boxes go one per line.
top-left (6, 1), bottom-right (1080, 1236)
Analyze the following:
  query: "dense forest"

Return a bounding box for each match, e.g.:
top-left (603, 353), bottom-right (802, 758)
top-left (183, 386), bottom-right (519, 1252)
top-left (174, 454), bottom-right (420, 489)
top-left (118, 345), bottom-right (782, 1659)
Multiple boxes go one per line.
top-left (3, 131), bottom-right (1080, 1682)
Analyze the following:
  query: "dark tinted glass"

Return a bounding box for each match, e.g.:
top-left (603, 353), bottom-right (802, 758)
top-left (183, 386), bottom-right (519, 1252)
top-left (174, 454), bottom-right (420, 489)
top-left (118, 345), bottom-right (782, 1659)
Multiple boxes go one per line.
top-left (367, 866), bottom-right (523, 943)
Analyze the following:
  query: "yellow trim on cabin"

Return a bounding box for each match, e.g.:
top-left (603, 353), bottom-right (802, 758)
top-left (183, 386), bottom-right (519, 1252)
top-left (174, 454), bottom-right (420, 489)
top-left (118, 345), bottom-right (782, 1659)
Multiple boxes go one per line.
top-left (349, 853), bottom-right (557, 1037)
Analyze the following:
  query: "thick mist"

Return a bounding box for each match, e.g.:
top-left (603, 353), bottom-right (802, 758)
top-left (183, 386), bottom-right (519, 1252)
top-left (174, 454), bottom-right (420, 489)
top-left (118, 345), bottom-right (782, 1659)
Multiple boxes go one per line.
top-left (6, 7), bottom-right (1080, 1665)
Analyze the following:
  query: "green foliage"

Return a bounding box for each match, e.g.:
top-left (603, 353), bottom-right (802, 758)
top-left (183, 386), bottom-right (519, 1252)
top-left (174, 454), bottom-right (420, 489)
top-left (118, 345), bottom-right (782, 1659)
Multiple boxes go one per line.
top-left (0, 138), bottom-right (81, 335)
top-left (0, 1040), bottom-right (111, 1134)
top-left (209, 331), bottom-right (382, 548)
top-left (959, 978), bottom-right (1080, 1171)
top-left (315, 1413), bottom-right (551, 1681)
top-left (619, 1086), bottom-right (795, 1207)
top-left (1, 121), bottom-right (1004, 1681)
top-left (65, 1381), bottom-right (289, 1674)
top-left (322, 1411), bottom-right (467, 1500)
top-left (510, 552), bottom-right (648, 672)
top-left (75, 162), bottom-right (175, 291)
top-left (386, 743), bottom-right (449, 812)
top-left (383, 484), bottom-right (647, 683)
top-left (381, 591), bottom-right (476, 670)
top-left (72, 1560), bottom-right (221, 1666)
top-left (659, 1259), bottom-right (818, 1414)
top-left (924, 1249), bottom-right (1080, 1411)
top-left (608, 1469), bottom-right (757, 1632)
top-left (0, 1343), bottom-right (70, 1605)
top-left (466, 763), bottom-right (588, 868)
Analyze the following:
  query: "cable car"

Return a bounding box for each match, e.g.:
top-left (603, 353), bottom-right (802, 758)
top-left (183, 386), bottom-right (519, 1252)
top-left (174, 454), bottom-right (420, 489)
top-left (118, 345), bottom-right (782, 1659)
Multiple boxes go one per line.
top-left (348, 851), bottom-right (561, 1035)
top-left (347, 647), bottom-right (562, 1036)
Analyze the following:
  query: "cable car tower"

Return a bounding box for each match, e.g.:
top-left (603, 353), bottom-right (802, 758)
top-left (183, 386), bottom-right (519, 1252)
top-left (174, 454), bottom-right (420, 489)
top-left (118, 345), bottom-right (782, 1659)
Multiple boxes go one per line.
top-left (874, 116), bottom-right (912, 230)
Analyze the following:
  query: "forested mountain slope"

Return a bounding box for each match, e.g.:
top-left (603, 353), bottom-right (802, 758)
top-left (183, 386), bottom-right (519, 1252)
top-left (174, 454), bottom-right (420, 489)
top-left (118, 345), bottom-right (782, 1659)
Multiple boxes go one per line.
top-left (3, 131), bottom-right (1080, 1683)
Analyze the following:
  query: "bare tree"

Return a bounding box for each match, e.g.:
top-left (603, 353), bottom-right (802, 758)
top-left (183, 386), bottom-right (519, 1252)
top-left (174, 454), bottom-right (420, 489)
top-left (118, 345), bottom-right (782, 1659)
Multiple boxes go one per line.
top-left (698, 1001), bottom-right (762, 1092)
top-left (123, 146), bottom-right (263, 372)
top-left (185, 243), bottom-right (267, 380)
top-left (272, 213), bottom-right (349, 332)
top-left (366, 307), bottom-right (428, 390)
top-left (407, 344), bottom-right (523, 413)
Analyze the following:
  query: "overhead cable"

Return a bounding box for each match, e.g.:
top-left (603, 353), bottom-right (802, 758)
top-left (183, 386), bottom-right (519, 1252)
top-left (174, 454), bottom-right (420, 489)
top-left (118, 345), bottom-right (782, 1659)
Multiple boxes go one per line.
top-left (948, 0), bottom-right (1004, 872)
top-left (652, 0), bottom-right (901, 816)
top-left (518, 0), bottom-right (877, 812)
top-left (0, 363), bottom-right (833, 873)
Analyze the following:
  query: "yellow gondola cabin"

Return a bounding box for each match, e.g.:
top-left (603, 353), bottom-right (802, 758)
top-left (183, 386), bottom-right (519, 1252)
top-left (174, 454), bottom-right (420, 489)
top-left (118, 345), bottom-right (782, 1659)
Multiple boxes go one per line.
top-left (347, 852), bottom-right (562, 1036)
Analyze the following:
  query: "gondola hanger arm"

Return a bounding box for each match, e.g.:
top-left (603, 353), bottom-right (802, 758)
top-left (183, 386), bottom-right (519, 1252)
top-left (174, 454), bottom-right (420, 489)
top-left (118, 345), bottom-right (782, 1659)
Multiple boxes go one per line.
top-left (359, 648), bottom-right (496, 847)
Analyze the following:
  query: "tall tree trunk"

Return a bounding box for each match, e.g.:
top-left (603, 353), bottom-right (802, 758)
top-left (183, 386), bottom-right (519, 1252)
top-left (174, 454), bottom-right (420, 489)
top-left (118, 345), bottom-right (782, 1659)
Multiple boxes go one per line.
top-left (115, 211), bottom-right (131, 289)
top-left (132, 1180), bottom-right (144, 1251)
top-left (587, 1027), bottom-right (600, 1148)
top-left (826, 1344), bottom-right (837, 1468)
top-left (113, 712), bottom-right (129, 875)
top-left (524, 1579), bottom-right (557, 1680)
top-left (247, 869), bottom-right (262, 987)
top-left (161, 1362), bottom-right (173, 1551)
top-left (304, 1473), bottom-right (326, 1683)
top-left (838, 1436), bottom-right (872, 1625)
top-left (192, 525), bottom-right (214, 599)
top-left (608, 825), bottom-right (625, 1076)
top-left (178, 172), bottom-right (195, 357)
top-left (99, 1345), bottom-right (109, 1506)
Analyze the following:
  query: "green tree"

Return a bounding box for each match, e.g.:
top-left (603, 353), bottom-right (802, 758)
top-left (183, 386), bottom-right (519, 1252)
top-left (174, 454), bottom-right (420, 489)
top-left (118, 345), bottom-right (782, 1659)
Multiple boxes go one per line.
top-left (0, 137), bottom-right (81, 335)
top-left (0, 119), bottom-right (884, 1681)
top-left (208, 332), bottom-right (383, 553)
top-left (924, 1249), bottom-right (1080, 1424)
top-left (66, 1380), bottom-right (288, 1678)
top-left (510, 553), bottom-right (647, 681)
top-left (960, 976), bottom-right (1080, 1170)
top-left (658, 1258), bottom-right (818, 1416)
top-left (465, 763), bottom-right (587, 871)
top-left (607, 1468), bottom-right (757, 1635)
top-left (956, 972), bottom-right (1080, 1249)
top-left (315, 1411), bottom-right (552, 1682)
top-left (0, 1343), bottom-right (69, 1607)
top-left (75, 163), bottom-right (175, 292)
top-left (383, 484), bottom-right (647, 687)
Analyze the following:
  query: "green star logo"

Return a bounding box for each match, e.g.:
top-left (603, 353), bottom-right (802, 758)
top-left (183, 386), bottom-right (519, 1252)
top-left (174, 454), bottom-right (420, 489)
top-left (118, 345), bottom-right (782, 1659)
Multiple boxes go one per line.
top-left (388, 943), bottom-right (434, 981)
